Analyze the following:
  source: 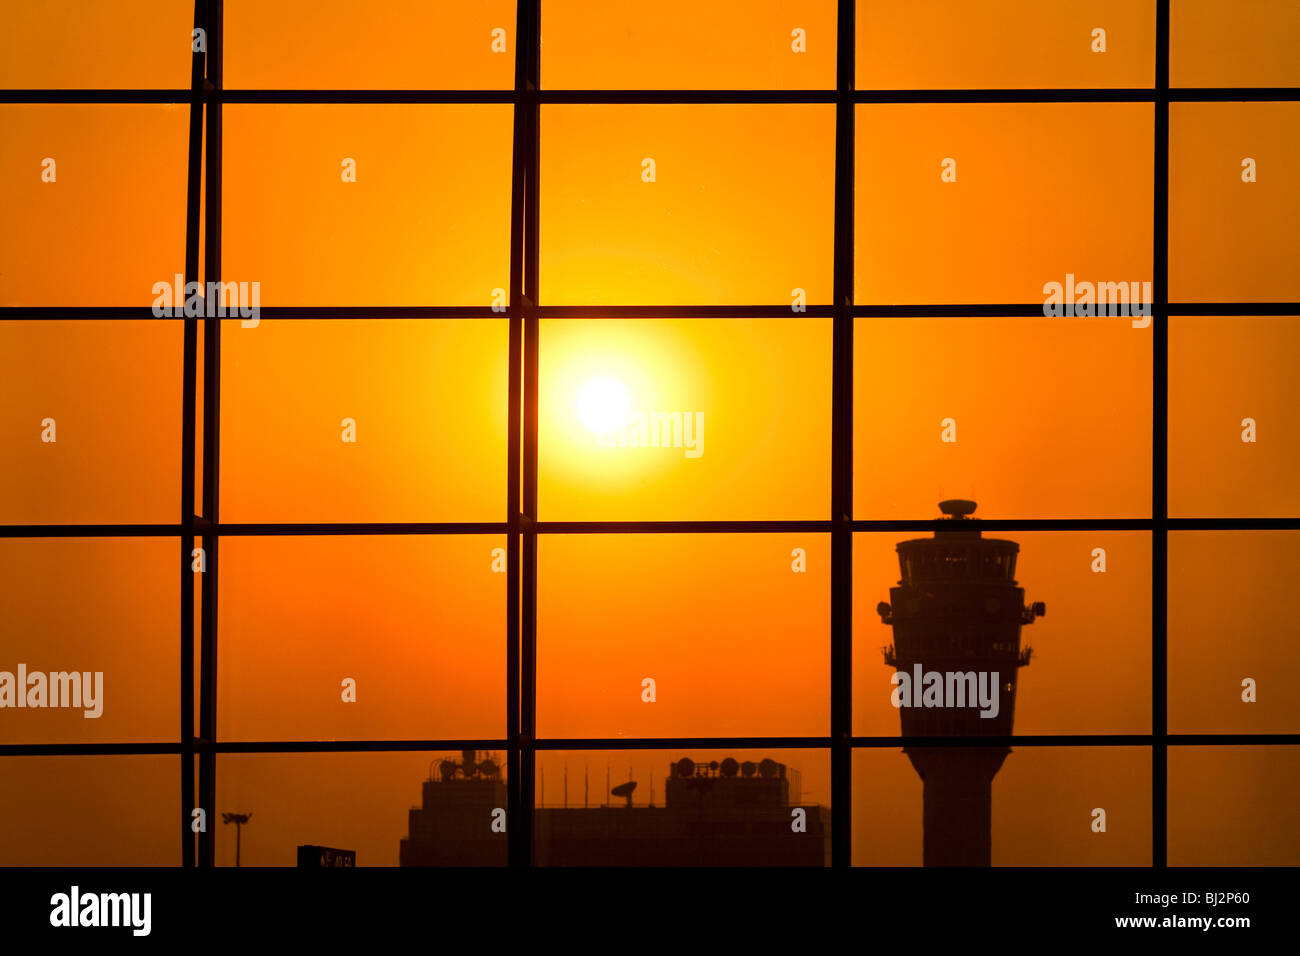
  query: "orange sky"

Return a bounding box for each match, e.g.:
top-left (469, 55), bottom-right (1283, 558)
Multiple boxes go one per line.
top-left (2, 0), bottom-right (1298, 868)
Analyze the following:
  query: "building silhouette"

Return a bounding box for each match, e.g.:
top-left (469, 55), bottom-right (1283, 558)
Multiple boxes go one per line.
top-left (400, 751), bottom-right (830, 866)
top-left (876, 500), bottom-right (1045, 866)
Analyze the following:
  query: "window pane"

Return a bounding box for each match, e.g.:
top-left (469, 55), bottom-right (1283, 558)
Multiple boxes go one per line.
top-left (218, 752), bottom-right (506, 866)
top-left (538, 318), bottom-right (831, 520)
top-left (220, 319), bottom-right (507, 523)
top-left (0, 105), bottom-right (189, 306)
top-left (541, 0), bottom-right (836, 90)
top-left (1169, 746), bottom-right (1300, 866)
top-left (0, 320), bottom-right (180, 524)
top-left (853, 746), bottom-right (1152, 865)
top-left (1172, 0), bottom-right (1300, 88)
top-left (0, 538), bottom-right (177, 745)
top-left (855, 530), bottom-right (1152, 737)
top-left (1169, 532), bottom-right (1300, 735)
top-left (537, 534), bottom-right (829, 738)
top-left (856, 103), bottom-right (1153, 304)
top-left (218, 536), bottom-right (505, 741)
top-left (0, 1), bottom-right (193, 89)
top-left (1169, 316), bottom-right (1300, 517)
top-left (540, 105), bottom-right (834, 305)
top-left (223, 105), bottom-right (512, 306)
top-left (854, 317), bottom-right (1152, 520)
top-left (0, 756), bottom-right (177, 865)
top-left (225, 0), bottom-right (516, 90)
top-left (536, 749), bottom-right (830, 866)
top-left (857, 0), bottom-right (1155, 90)
top-left (1169, 102), bottom-right (1300, 303)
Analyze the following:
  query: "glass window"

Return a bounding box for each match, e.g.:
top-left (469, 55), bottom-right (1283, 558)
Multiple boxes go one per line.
top-left (223, 105), bottom-right (512, 307)
top-left (855, 531), bottom-right (1152, 737)
top-left (0, 538), bottom-right (178, 745)
top-left (0, 1), bottom-right (193, 89)
top-left (1169, 746), bottom-right (1300, 866)
top-left (217, 752), bottom-right (506, 866)
top-left (853, 746), bottom-right (1152, 865)
top-left (1169, 316), bottom-right (1300, 517)
top-left (538, 318), bottom-right (831, 521)
top-left (541, 0), bottom-right (837, 90)
top-left (0, 756), bottom-right (178, 865)
top-left (854, 316), bottom-right (1152, 520)
top-left (857, 0), bottom-right (1155, 90)
top-left (540, 105), bottom-right (834, 305)
top-left (224, 0), bottom-right (517, 90)
top-left (537, 534), bottom-right (829, 738)
top-left (856, 103), bottom-right (1154, 304)
top-left (219, 535), bottom-right (505, 741)
top-left (0, 105), bottom-right (189, 306)
top-left (1169, 532), bottom-right (1300, 735)
top-left (1169, 103), bottom-right (1300, 303)
top-left (536, 749), bottom-right (831, 866)
top-left (1171, 0), bottom-right (1300, 88)
top-left (0, 321), bottom-right (181, 525)
top-left (219, 319), bottom-right (507, 523)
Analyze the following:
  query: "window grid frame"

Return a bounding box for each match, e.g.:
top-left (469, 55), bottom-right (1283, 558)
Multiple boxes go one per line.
top-left (0, 0), bottom-right (1297, 869)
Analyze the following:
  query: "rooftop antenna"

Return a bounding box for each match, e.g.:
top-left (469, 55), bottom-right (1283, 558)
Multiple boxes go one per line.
top-left (605, 764), bottom-right (610, 808)
top-left (540, 767), bottom-right (545, 809)
top-left (564, 762), bottom-right (568, 809)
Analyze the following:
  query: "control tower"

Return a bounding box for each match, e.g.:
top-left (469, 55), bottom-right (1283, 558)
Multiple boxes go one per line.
top-left (876, 500), bottom-right (1045, 866)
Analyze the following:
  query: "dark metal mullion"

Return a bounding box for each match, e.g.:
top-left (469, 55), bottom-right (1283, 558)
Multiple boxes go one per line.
top-left (178, 0), bottom-right (207, 870)
top-left (197, 0), bottom-right (223, 869)
top-left (1152, 0), bottom-right (1171, 870)
top-left (518, 0), bottom-right (543, 869)
top-left (8, 87), bottom-right (1300, 105)
top-left (829, 0), bottom-right (856, 869)
top-left (10, 302), bottom-right (1300, 321)
top-left (10, 515), bottom-right (1300, 539)
top-left (505, 0), bottom-right (540, 869)
top-left (5, 730), bottom-right (1297, 760)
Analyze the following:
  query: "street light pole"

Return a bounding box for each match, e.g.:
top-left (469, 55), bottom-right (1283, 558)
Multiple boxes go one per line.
top-left (221, 812), bottom-right (252, 867)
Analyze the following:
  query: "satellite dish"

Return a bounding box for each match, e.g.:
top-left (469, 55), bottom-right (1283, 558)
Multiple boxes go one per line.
top-left (708, 761), bottom-right (719, 772)
top-left (758, 758), bottom-right (779, 778)
top-left (720, 758), bottom-right (739, 778)
top-left (439, 759), bottom-right (459, 781)
top-left (938, 499), bottom-right (977, 518)
top-left (675, 757), bottom-right (695, 778)
top-left (478, 759), bottom-right (498, 778)
top-left (740, 761), bottom-right (756, 777)
top-left (611, 780), bottom-right (637, 807)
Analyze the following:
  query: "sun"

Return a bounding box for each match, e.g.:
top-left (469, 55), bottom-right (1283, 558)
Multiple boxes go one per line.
top-left (574, 376), bottom-right (631, 434)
